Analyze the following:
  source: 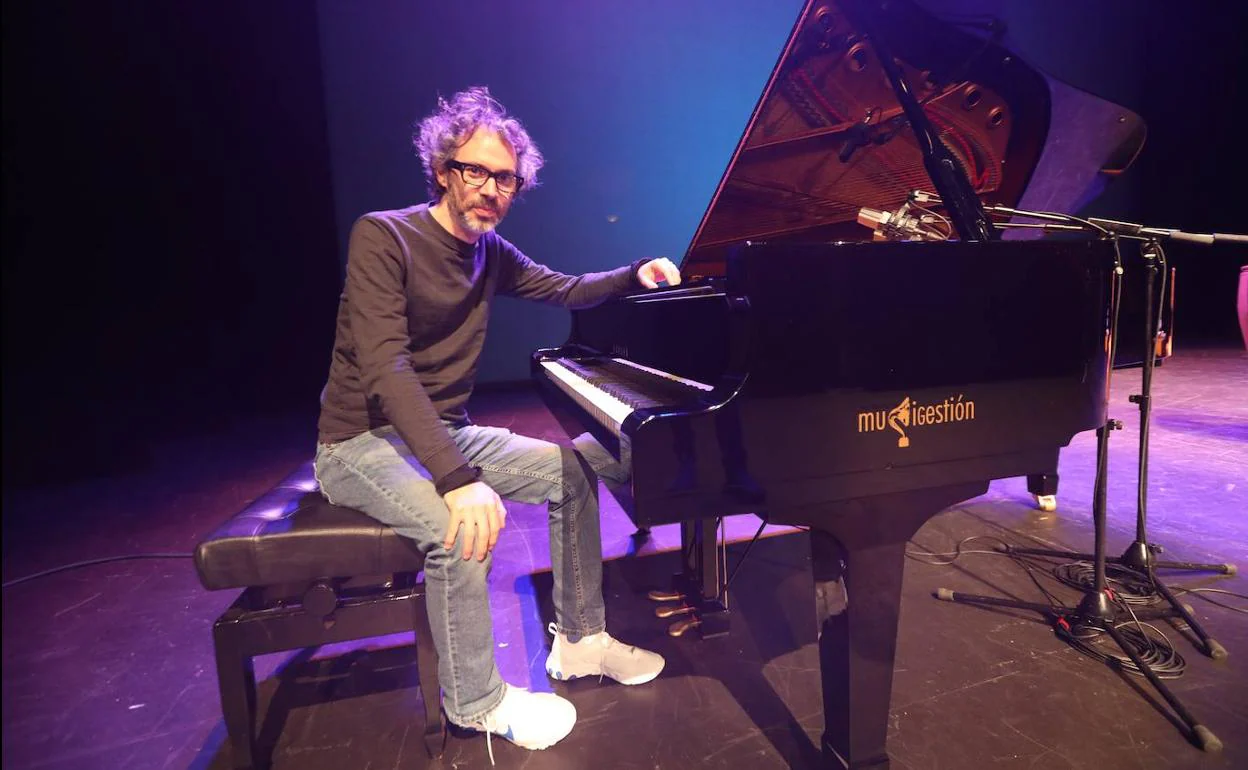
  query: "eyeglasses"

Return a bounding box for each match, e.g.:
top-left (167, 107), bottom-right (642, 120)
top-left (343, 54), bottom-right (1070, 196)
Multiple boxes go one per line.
top-left (445, 159), bottom-right (524, 195)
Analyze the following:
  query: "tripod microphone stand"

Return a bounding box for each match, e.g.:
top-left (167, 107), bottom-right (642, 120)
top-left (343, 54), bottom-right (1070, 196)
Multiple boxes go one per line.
top-left (934, 233), bottom-right (1224, 753)
top-left (1003, 237), bottom-right (1236, 662)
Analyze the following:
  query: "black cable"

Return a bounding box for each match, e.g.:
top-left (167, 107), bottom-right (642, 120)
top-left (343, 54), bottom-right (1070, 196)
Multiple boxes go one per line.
top-left (1051, 561), bottom-right (1159, 606)
top-left (1170, 587), bottom-right (1248, 615)
top-left (2, 553), bottom-right (193, 589)
top-left (1058, 612), bottom-right (1187, 679)
top-left (909, 535), bottom-right (1073, 608)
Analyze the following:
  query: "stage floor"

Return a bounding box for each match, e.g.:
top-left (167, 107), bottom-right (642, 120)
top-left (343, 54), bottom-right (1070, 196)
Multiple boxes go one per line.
top-left (3, 345), bottom-right (1246, 769)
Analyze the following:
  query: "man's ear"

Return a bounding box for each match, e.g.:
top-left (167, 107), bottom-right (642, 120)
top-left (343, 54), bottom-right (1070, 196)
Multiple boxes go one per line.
top-left (434, 167), bottom-right (448, 191)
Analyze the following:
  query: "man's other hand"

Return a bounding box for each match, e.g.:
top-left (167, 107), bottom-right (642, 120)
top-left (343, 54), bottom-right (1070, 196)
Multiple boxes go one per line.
top-left (442, 481), bottom-right (507, 561)
top-left (637, 257), bottom-right (682, 289)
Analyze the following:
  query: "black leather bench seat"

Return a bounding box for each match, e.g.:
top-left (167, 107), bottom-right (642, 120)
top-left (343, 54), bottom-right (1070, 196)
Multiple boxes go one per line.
top-left (195, 462), bottom-right (425, 590)
top-left (194, 459), bottom-right (442, 769)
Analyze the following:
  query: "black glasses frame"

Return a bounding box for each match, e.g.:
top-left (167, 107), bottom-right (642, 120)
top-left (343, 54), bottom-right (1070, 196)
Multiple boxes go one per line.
top-left (445, 159), bottom-right (524, 195)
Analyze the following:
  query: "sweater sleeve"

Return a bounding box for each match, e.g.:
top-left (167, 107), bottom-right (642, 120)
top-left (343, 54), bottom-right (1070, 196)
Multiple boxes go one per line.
top-left (346, 216), bottom-right (480, 494)
top-left (496, 236), bottom-right (644, 308)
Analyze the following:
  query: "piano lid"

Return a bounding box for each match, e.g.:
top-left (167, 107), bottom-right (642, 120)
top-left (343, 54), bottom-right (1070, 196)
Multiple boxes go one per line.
top-left (681, 0), bottom-right (1147, 278)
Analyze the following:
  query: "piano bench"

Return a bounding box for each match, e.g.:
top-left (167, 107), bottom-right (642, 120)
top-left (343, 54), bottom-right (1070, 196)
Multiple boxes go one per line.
top-left (194, 461), bottom-right (443, 769)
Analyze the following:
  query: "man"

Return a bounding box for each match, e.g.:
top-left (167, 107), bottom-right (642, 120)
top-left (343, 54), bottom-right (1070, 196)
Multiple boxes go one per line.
top-left (314, 86), bottom-right (680, 755)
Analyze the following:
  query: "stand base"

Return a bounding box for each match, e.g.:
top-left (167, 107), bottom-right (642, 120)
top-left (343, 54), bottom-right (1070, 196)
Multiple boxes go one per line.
top-left (936, 587), bottom-right (1223, 753)
top-left (1006, 541), bottom-right (1235, 659)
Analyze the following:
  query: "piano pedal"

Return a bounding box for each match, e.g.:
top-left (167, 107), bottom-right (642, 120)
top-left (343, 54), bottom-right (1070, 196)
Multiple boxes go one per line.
top-left (1034, 494), bottom-right (1058, 513)
top-left (655, 603), bottom-right (695, 619)
top-left (647, 589), bottom-right (684, 603)
top-left (667, 617), bottom-right (701, 637)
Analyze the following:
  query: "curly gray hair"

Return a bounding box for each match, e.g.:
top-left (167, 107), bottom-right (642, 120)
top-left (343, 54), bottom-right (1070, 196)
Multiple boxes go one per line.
top-left (413, 86), bottom-right (544, 201)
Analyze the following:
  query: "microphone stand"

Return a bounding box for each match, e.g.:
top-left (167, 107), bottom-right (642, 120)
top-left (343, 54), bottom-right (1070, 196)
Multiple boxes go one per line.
top-left (920, 202), bottom-right (1238, 752)
top-left (1004, 236), bottom-right (1236, 661)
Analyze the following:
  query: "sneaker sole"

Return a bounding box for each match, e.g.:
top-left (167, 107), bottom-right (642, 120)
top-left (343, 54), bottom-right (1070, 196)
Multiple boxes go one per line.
top-left (457, 721), bottom-right (575, 751)
top-left (547, 662), bottom-right (664, 686)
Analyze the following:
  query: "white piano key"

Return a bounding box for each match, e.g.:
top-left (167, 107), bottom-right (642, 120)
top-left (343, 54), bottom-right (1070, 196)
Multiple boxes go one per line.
top-left (540, 360), bottom-right (634, 428)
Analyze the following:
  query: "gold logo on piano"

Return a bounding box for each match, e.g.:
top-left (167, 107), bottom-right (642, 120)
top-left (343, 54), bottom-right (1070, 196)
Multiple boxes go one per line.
top-left (857, 394), bottom-right (976, 447)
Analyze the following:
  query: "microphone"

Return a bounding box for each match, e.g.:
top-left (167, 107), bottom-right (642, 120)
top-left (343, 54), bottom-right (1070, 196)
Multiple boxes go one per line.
top-left (857, 201), bottom-right (949, 241)
top-left (910, 188), bottom-right (1248, 244)
top-left (1085, 217), bottom-right (1248, 245)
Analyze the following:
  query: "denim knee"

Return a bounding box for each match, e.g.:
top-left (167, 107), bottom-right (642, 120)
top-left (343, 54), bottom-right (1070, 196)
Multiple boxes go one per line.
top-left (424, 543), bottom-right (494, 584)
top-left (560, 446), bottom-right (597, 500)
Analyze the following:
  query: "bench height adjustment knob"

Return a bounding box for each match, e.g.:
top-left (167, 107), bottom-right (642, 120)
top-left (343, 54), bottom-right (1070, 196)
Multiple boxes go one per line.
top-left (302, 580), bottom-right (340, 626)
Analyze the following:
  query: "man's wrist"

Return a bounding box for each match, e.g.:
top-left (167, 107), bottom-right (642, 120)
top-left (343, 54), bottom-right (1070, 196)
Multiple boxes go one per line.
top-left (628, 258), bottom-right (648, 288)
top-left (435, 463), bottom-right (482, 496)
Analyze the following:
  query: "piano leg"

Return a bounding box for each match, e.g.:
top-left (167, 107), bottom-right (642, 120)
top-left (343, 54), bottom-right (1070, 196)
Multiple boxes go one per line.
top-left (812, 527), bottom-right (897, 769)
top-left (1026, 449), bottom-right (1060, 512)
top-left (807, 482), bottom-right (987, 769)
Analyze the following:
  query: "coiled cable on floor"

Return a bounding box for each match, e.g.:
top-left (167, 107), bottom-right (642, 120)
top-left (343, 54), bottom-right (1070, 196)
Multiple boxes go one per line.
top-left (1051, 560), bottom-right (1160, 606)
top-left (1057, 601), bottom-right (1187, 679)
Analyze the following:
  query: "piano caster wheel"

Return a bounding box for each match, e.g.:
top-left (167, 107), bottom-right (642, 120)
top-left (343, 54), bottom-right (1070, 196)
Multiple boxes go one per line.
top-left (648, 589), bottom-right (684, 603)
top-left (635, 527), bottom-right (651, 536)
top-left (1034, 494), bottom-right (1057, 512)
top-left (668, 617), bottom-right (701, 637)
top-left (656, 604), bottom-right (695, 619)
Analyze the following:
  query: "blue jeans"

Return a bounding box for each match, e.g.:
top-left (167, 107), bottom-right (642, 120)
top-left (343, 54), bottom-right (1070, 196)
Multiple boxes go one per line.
top-left (313, 423), bottom-right (624, 724)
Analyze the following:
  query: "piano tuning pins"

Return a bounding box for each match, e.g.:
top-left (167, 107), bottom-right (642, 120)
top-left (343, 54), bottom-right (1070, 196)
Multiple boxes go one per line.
top-left (962, 86), bottom-right (983, 110)
top-left (846, 43), bottom-right (870, 72)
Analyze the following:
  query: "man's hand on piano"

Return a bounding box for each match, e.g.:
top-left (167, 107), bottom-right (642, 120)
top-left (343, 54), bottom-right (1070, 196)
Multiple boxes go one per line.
top-left (636, 257), bottom-right (681, 289)
top-left (442, 481), bottom-right (508, 561)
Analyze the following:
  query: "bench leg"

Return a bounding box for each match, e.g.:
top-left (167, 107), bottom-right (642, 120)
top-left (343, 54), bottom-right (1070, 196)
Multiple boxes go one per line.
top-left (410, 583), bottom-right (445, 758)
top-left (214, 619), bottom-right (260, 770)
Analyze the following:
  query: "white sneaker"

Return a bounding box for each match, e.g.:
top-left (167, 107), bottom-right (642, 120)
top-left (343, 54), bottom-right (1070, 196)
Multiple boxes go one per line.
top-left (456, 683), bottom-right (576, 764)
top-left (545, 623), bottom-right (665, 685)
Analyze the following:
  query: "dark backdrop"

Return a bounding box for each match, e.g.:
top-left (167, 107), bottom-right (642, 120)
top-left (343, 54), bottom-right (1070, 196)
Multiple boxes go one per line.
top-left (3, 1), bottom-right (1244, 488)
top-left (3, 3), bottom-right (341, 484)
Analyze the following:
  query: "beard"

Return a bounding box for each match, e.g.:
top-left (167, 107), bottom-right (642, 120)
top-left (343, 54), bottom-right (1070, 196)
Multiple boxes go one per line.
top-left (446, 182), bottom-right (507, 236)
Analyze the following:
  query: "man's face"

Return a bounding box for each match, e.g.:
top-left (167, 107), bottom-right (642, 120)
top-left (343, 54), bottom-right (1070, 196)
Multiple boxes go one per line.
top-left (437, 128), bottom-right (518, 237)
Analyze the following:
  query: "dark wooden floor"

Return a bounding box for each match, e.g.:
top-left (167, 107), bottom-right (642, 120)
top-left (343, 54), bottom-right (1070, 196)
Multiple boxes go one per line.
top-left (3, 345), bottom-right (1246, 769)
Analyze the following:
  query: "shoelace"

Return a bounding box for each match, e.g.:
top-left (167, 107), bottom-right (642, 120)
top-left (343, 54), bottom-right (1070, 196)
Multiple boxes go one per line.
top-left (476, 685), bottom-right (521, 767)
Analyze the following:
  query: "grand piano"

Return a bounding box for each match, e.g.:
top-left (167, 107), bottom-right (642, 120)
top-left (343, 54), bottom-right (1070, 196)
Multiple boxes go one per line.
top-left (532, 0), bottom-right (1149, 766)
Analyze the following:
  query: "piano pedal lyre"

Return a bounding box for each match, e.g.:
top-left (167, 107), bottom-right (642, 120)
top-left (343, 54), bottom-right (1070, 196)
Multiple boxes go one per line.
top-left (644, 518), bottom-right (732, 639)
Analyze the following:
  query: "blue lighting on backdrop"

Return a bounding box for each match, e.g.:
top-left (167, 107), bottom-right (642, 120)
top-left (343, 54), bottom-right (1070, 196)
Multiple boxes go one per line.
top-left (316, 0), bottom-right (804, 382)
